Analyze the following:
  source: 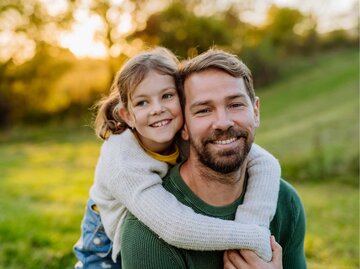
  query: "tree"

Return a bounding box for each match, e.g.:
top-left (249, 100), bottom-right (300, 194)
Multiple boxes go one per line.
top-left (263, 6), bottom-right (306, 56)
top-left (128, 2), bottom-right (233, 58)
top-left (0, 0), bottom-right (76, 64)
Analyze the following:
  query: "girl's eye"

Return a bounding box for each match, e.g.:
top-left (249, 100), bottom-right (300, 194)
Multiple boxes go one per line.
top-left (135, 100), bottom-right (147, 107)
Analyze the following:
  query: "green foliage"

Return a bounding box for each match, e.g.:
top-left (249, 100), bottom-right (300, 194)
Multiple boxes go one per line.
top-left (241, 38), bottom-right (280, 86)
top-left (131, 2), bottom-right (233, 58)
top-left (0, 46), bottom-right (111, 124)
top-left (320, 29), bottom-right (359, 50)
top-left (128, 2), bottom-right (356, 89)
top-left (263, 6), bottom-right (306, 55)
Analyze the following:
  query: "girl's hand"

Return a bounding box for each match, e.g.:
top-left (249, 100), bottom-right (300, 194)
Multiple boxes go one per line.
top-left (223, 236), bottom-right (283, 269)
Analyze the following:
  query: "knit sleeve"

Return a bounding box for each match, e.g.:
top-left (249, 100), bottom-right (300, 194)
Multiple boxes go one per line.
top-left (95, 130), bottom-right (272, 261)
top-left (235, 143), bottom-right (281, 227)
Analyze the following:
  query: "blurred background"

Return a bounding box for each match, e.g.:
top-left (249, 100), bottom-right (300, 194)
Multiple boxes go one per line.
top-left (0, 0), bottom-right (358, 268)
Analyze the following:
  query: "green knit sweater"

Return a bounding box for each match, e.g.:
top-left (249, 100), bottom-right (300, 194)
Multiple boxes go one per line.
top-left (120, 164), bottom-right (307, 269)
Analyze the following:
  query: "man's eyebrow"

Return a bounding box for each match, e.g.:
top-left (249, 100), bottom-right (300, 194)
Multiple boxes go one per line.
top-left (189, 93), bottom-right (248, 109)
top-left (189, 100), bottom-right (211, 110)
top-left (226, 93), bottom-right (247, 100)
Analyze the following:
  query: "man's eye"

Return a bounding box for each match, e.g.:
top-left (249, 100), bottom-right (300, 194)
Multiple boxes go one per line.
top-left (230, 103), bottom-right (244, 109)
top-left (196, 108), bottom-right (210, 114)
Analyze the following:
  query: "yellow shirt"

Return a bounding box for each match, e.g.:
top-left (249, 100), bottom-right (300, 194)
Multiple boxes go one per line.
top-left (133, 132), bottom-right (179, 165)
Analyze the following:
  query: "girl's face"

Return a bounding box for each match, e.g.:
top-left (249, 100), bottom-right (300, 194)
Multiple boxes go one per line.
top-left (120, 70), bottom-right (183, 153)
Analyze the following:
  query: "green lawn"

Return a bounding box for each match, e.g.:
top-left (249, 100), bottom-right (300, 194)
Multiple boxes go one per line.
top-left (0, 124), bottom-right (99, 268)
top-left (257, 48), bottom-right (359, 185)
top-left (298, 183), bottom-right (359, 269)
top-left (0, 49), bottom-right (358, 268)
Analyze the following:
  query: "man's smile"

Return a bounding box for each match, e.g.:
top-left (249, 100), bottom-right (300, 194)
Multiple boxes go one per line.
top-left (212, 137), bottom-right (237, 145)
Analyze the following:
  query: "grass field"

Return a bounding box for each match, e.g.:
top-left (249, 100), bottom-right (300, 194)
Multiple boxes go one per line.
top-left (0, 48), bottom-right (358, 268)
top-left (257, 49), bottom-right (359, 185)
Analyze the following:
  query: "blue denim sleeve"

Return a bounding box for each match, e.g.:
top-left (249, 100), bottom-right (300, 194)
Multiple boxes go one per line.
top-left (73, 198), bottom-right (121, 269)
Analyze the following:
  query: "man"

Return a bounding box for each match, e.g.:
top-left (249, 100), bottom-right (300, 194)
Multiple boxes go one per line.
top-left (120, 49), bottom-right (307, 269)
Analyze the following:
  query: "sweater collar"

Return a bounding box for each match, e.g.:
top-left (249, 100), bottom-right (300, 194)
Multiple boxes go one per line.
top-left (133, 131), bottom-right (179, 165)
top-left (167, 163), bottom-right (248, 218)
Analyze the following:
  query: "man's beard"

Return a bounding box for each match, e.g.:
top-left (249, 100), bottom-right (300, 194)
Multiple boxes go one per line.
top-left (190, 128), bottom-right (253, 174)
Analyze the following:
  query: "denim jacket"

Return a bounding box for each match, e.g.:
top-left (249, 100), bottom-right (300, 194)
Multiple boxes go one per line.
top-left (73, 198), bottom-right (121, 269)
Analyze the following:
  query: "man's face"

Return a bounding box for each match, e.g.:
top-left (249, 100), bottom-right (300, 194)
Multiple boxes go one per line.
top-left (182, 68), bottom-right (260, 174)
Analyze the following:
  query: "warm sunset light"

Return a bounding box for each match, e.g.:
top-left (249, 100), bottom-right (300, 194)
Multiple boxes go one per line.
top-left (55, 0), bottom-right (357, 59)
top-left (59, 9), bottom-right (108, 58)
top-left (61, 12), bottom-right (135, 58)
top-left (59, 5), bottom-right (135, 59)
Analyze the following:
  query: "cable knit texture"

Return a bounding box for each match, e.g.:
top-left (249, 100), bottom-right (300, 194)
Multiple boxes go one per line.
top-left (90, 129), bottom-right (280, 262)
top-left (236, 143), bottom-right (281, 227)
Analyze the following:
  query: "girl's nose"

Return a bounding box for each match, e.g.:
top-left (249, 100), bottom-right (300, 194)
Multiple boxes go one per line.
top-left (150, 101), bottom-right (165, 116)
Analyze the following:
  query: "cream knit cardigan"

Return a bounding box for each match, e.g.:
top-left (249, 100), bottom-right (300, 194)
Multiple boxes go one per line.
top-left (90, 129), bottom-right (280, 262)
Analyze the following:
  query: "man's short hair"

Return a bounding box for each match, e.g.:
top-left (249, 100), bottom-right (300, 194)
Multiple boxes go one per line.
top-left (177, 49), bottom-right (255, 108)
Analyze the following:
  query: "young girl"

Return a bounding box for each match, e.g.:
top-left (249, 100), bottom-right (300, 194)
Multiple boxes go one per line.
top-left (74, 47), bottom-right (280, 269)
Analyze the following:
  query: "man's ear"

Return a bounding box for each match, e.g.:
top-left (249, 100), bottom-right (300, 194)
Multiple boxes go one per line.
top-left (118, 107), bottom-right (134, 128)
top-left (181, 123), bottom-right (190, 141)
top-left (254, 97), bottom-right (260, 128)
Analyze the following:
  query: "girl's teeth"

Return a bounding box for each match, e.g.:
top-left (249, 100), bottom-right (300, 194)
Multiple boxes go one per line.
top-left (214, 138), bottom-right (237, 145)
top-left (152, 120), bottom-right (169, 127)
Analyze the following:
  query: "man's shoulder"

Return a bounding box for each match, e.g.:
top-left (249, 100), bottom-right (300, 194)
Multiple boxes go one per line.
top-left (272, 180), bottom-right (307, 268)
top-left (279, 179), bottom-right (301, 197)
top-left (271, 179), bottom-right (306, 244)
top-left (278, 179), bottom-right (304, 209)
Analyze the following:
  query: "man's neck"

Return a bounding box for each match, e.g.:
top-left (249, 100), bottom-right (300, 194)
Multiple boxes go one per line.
top-left (179, 157), bottom-right (247, 207)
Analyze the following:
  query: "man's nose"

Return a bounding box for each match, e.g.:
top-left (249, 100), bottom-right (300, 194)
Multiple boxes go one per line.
top-left (212, 109), bottom-right (234, 130)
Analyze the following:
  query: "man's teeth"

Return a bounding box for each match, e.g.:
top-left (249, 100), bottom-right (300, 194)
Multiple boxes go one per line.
top-left (213, 138), bottom-right (237, 145)
top-left (152, 120), bottom-right (170, 127)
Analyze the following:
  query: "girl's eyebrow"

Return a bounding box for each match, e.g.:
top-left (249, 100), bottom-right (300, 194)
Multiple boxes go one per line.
top-left (160, 86), bottom-right (177, 92)
top-left (132, 87), bottom-right (176, 100)
top-left (131, 94), bottom-right (147, 101)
